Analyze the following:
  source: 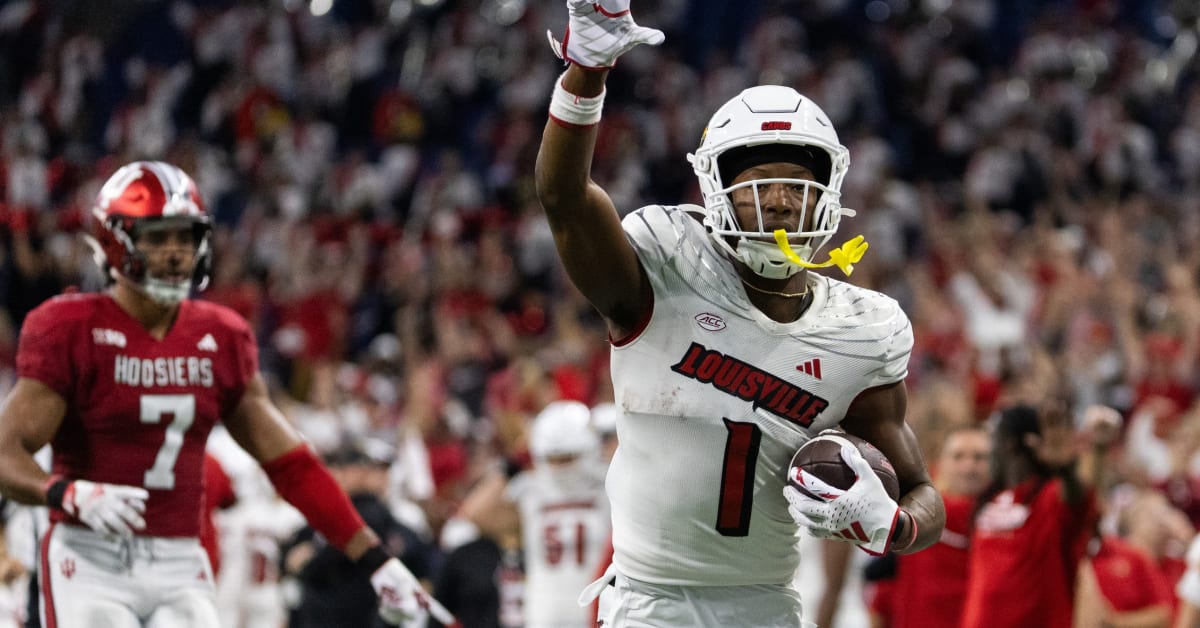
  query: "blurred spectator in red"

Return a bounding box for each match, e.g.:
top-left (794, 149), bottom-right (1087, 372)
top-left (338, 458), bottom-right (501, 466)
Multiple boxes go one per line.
top-left (866, 425), bottom-right (991, 628)
top-left (1119, 489), bottom-right (1194, 618)
top-left (1075, 487), bottom-right (1190, 627)
top-left (962, 402), bottom-right (1119, 628)
top-left (1124, 399), bottom-right (1200, 528)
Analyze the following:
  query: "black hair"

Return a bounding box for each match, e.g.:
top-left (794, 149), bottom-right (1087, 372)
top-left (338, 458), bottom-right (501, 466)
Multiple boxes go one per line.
top-left (995, 404), bottom-right (1041, 443)
top-left (972, 404), bottom-right (1048, 527)
top-left (717, 143), bottom-right (832, 188)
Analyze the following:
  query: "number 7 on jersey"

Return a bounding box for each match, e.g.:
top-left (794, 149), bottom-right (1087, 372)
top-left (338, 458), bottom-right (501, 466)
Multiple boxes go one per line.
top-left (140, 394), bottom-right (196, 490)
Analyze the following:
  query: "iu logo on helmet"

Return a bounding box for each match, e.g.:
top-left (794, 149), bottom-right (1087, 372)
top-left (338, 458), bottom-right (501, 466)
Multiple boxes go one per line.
top-left (60, 559), bottom-right (76, 579)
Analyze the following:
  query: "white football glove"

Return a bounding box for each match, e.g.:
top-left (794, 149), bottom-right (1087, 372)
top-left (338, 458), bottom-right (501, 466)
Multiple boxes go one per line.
top-left (547, 0), bottom-right (665, 69)
top-left (370, 557), bottom-right (455, 627)
top-left (60, 480), bottom-right (149, 538)
top-left (784, 443), bottom-right (900, 556)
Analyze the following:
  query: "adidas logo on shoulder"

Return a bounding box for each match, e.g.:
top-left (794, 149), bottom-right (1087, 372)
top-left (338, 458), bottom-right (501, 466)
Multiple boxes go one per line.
top-left (196, 334), bottom-right (218, 352)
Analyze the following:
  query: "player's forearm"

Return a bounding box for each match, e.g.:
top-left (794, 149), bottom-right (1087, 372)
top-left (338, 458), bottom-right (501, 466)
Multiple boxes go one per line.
top-left (0, 450), bottom-right (50, 506)
top-left (893, 482), bottom-right (944, 554)
top-left (261, 444), bottom-right (370, 552)
top-left (1060, 444), bottom-right (1109, 506)
top-left (534, 66), bottom-right (609, 222)
top-left (1074, 440), bottom-right (1111, 490)
top-left (263, 449), bottom-right (394, 575)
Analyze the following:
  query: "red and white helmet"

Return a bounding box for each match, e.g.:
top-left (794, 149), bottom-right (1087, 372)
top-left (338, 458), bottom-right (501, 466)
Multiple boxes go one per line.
top-left (88, 161), bottom-right (212, 306)
top-left (687, 86), bottom-right (852, 279)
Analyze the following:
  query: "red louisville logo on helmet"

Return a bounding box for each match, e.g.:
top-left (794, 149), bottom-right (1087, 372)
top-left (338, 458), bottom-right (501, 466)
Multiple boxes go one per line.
top-left (761, 121), bottom-right (792, 131)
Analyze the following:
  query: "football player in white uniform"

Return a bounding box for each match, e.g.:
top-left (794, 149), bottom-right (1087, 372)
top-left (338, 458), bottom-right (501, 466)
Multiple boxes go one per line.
top-left (457, 401), bottom-right (611, 628)
top-left (536, 2), bottom-right (946, 626)
top-left (513, 401), bottom-right (611, 628)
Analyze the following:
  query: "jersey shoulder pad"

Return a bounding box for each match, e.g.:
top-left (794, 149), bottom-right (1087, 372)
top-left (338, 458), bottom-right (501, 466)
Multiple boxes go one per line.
top-left (622, 204), bottom-right (711, 270)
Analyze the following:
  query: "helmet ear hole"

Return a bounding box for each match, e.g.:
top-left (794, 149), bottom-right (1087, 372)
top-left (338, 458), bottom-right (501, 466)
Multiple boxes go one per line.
top-left (192, 229), bottom-right (214, 291)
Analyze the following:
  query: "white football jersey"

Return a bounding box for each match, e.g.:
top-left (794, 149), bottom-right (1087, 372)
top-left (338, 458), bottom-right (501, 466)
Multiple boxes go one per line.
top-left (607, 204), bottom-right (912, 586)
top-left (1178, 534), bottom-right (1200, 605)
top-left (507, 464), bottom-right (611, 628)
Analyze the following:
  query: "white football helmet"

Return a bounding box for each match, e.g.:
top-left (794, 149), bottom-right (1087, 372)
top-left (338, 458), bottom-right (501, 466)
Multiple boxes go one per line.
top-left (688, 86), bottom-right (852, 279)
top-left (529, 400), bottom-right (600, 461)
top-left (87, 161), bottom-right (212, 306)
top-left (529, 400), bottom-right (602, 493)
top-left (590, 402), bottom-right (618, 436)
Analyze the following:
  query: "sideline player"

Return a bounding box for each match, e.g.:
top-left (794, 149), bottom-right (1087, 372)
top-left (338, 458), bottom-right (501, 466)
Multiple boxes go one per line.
top-left (536, 2), bottom-right (945, 625)
top-left (457, 401), bottom-right (611, 628)
top-left (0, 161), bottom-right (450, 627)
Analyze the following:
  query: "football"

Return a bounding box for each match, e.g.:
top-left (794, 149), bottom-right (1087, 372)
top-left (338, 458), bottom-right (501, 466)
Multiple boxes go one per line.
top-left (787, 431), bottom-right (900, 500)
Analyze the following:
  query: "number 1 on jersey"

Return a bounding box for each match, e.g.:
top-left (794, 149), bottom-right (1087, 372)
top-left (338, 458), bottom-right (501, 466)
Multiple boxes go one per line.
top-left (140, 394), bottom-right (196, 490)
top-left (716, 419), bottom-right (762, 536)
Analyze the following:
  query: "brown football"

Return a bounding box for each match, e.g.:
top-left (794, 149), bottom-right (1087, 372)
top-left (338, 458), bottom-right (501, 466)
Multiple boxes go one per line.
top-left (787, 431), bottom-right (900, 500)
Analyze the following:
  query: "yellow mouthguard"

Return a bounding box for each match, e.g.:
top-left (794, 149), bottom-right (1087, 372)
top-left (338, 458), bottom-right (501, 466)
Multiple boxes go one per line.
top-left (772, 230), bottom-right (869, 276)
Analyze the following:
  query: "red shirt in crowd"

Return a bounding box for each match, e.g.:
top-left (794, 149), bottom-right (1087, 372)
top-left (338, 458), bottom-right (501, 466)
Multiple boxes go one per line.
top-left (1089, 536), bottom-right (1174, 614)
top-left (872, 494), bottom-right (973, 628)
top-left (961, 478), bottom-right (1096, 628)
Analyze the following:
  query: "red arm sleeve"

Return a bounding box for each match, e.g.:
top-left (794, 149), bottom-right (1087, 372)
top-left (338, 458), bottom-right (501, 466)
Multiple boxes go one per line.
top-left (261, 444), bottom-right (367, 551)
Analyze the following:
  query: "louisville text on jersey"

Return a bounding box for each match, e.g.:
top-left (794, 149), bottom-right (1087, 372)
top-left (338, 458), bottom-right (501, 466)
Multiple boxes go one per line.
top-left (670, 342), bottom-right (829, 427)
top-left (113, 355), bottom-right (215, 388)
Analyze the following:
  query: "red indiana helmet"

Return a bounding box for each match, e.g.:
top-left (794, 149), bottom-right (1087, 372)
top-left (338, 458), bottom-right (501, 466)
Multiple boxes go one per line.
top-left (88, 161), bottom-right (213, 306)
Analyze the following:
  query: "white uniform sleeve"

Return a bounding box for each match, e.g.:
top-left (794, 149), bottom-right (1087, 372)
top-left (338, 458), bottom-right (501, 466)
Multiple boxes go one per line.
top-left (1178, 534), bottom-right (1200, 605)
top-left (504, 472), bottom-right (530, 503)
top-left (863, 297), bottom-right (913, 388)
top-left (621, 204), bottom-right (695, 273)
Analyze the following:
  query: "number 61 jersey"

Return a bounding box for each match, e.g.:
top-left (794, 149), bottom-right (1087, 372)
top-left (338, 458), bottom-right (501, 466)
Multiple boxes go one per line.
top-left (606, 205), bottom-right (913, 587)
top-left (17, 293), bottom-right (258, 537)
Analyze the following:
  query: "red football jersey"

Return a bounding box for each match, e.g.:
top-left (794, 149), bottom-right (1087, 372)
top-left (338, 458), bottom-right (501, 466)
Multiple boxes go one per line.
top-left (961, 478), bottom-right (1096, 628)
top-left (17, 293), bottom-right (257, 537)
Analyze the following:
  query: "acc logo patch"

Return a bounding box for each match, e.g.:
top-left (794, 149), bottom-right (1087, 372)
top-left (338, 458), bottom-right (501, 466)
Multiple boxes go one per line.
top-left (694, 313), bottom-right (726, 331)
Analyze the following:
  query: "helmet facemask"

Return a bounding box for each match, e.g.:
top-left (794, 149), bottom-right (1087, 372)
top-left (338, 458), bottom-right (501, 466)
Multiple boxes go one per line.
top-left (537, 453), bottom-right (601, 494)
top-left (123, 216), bottom-right (213, 306)
top-left (529, 400), bottom-right (601, 492)
top-left (687, 86), bottom-right (856, 279)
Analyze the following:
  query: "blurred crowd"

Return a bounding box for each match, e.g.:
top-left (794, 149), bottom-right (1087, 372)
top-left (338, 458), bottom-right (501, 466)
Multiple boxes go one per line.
top-left (2, 0), bottom-right (1200, 626)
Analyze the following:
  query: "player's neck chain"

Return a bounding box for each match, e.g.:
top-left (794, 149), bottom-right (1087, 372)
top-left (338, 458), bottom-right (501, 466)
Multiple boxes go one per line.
top-left (741, 277), bottom-right (811, 299)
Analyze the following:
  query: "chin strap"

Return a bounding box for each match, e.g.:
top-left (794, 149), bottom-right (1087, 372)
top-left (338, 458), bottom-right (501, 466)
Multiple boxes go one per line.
top-left (773, 230), bottom-right (869, 276)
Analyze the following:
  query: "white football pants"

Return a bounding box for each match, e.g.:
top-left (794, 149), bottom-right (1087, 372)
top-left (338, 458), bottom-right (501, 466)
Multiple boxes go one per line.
top-left (585, 564), bottom-right (815, 628)
top-left (39, 523), bottom-right (218, 628)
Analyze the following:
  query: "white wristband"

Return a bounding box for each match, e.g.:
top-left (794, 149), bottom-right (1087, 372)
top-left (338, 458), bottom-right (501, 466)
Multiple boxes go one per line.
top-left (549, 72), bottom-right (605, 127)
